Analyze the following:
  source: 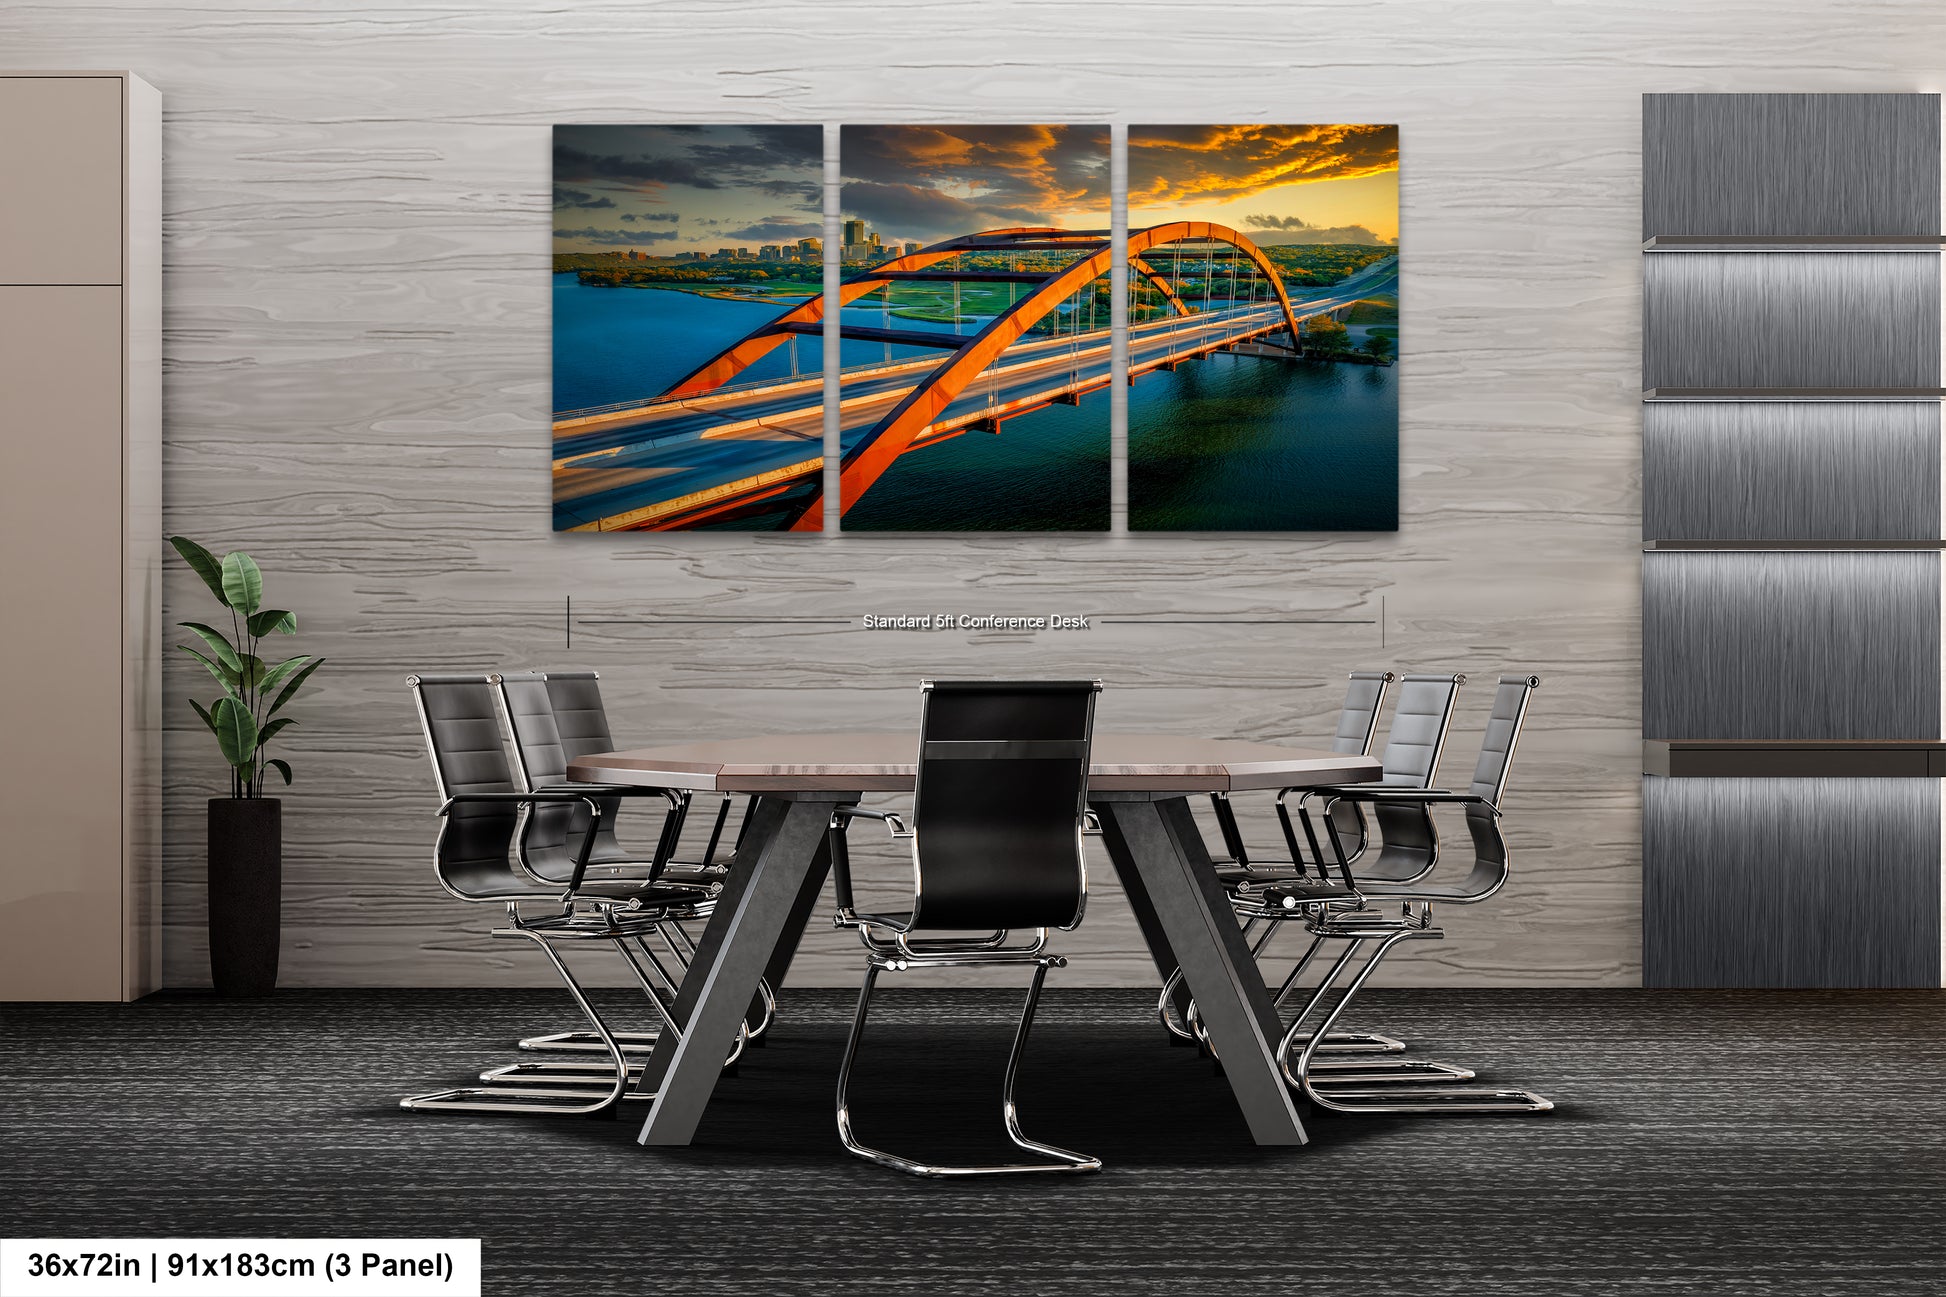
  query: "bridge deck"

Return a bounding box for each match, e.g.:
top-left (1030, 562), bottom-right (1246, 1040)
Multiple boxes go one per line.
top-left (554, 258), bottom-right (1396, 530)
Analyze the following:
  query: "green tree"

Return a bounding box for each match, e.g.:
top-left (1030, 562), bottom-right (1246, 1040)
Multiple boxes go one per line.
top-left (1303, 315), bottom-right (1351, 354)
top-left (1361, 333), bottom-right (1395, 361)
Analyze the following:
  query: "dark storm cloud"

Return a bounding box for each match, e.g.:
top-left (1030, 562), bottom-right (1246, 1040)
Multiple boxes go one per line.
top-left (720, 219), bottom-right (825, 242)
top-left (1242, 213), bottom-right (1391, 244)
top-left (840, 180), bottom-right (1042, 244)
top-left (838, 125), bottom-right (1108, 242)
top-left (553, 226), bottom-right (680, 244)
top-left (554, 144), bottom-right (721, 190)
top-left (553, 187), bottom-right (615, 210)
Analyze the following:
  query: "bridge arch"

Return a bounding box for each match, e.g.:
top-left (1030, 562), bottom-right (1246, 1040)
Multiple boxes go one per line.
top-left (786, 220), bottom-right (1302, 529)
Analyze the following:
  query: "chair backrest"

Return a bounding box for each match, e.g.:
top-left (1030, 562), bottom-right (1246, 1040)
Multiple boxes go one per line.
top-left (1322, 670), bottom-right (1396, 861)
top-left (908, 679), bottom-right (1100, 932)
top-left (494, 670), bottom-right (630, 883)
top-left (1376, 672), bottom-right (1465, 787)
top-left (1331, 670), bottom-right (1395, 756)
top-left (1450, 675), bottom-right (1541, 902)
top-left (1346, 673), bottom-right (1464, 884)
top-left (408, 673), bottom-right (525, 900)
top-left (542, 670), bottom-right (617, 763)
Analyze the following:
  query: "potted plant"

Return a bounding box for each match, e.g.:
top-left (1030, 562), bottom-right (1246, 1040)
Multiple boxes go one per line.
top-left (170, 537), bottom-right (324, 997)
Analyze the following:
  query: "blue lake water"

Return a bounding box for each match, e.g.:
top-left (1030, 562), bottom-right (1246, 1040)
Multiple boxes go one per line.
top-left (553, 273), bottom-right (1394, 532)
top-left (552, 274), bottom-right (821, 412)
top-left (1128, 352), bottom-right (1398, 531)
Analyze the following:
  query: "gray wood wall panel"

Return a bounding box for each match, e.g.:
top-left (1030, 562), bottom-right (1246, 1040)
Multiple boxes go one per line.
top-left (1643, 254), bottom-right (1942, 390)
top-left (9, 0), bottom-right (1945, 989)
top-left (1643, 776), bottom-right (1941, 986)
top-left (1643, 551), bottom-right (1942, 740)
top-left (1643, 93), bottom-right (1942, 237)
top-left (1642, 402), bottom-right (1942, 540)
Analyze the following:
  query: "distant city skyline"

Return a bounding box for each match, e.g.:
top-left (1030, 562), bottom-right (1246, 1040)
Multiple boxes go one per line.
top-left (1130, 124), bottom-right (1399, 246)
top-left (552, 124), bottom-right (822, 256)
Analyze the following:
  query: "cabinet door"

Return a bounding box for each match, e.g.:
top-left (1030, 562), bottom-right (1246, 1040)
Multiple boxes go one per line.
top-left (0, 286), bottom-right (125, 999)
top-left (0, 77), bottom-right (124, 285)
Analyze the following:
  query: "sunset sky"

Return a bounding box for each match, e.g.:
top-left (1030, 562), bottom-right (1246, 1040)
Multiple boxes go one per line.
top-left (1129, 124), bottom-right (1398, 245)
top-left (552, 124), bottom-right (822, 255)
top-left (840, 124), bottom-right (1109, 246)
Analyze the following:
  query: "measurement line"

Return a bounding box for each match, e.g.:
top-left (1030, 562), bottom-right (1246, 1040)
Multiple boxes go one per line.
top-left (1107, 618), bottom-right (1376, 625)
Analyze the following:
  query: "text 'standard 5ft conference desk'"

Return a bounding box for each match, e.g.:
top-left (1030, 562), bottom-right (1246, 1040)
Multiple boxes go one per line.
top-left (569, 733), bottom-right (1380, 1148)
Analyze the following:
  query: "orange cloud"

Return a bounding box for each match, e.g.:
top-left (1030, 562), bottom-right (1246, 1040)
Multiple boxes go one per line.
top-left (1128, 124), bottom-right (1397, 210)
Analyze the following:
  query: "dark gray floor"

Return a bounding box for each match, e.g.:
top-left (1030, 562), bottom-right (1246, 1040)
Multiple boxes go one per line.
top-left (2, 986), bottom-right (1942, 1295)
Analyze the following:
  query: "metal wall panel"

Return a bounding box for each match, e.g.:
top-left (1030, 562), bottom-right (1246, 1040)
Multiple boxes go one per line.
top-left (1644, 776), bottom-right (1941, 986)
top-left (1643, 253), bottom-right (1941, 390)
top-left (1643, 93), bottom-right (1941, 238)
top-left (1643, 402), bottom-right (1941, 540)
top-left (1642, 550), bottom-right (1941, 739)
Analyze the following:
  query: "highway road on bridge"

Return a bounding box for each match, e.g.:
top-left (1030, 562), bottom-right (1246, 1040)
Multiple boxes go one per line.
top-left (553, 257), bottom-right (1396, 530)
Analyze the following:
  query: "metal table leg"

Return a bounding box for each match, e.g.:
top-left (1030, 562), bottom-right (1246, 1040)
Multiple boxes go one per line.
top-left (1093, 794), bottom-right (1308, 1147)
top-left (634, 793), bottom-right (850, 1145)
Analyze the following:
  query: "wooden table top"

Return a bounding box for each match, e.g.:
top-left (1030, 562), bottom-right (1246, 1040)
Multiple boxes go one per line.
top-left (567, 732), bottom-right (1379, 794)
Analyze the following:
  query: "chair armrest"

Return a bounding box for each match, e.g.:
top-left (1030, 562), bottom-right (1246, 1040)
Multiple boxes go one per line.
top-left (531, 780), bottom-right (686, 808)
top-left (437, 790), bottom-right (635, 897)
top-left (438, 790), bottom-right (606, 814)
top-left (1324, 788), bottom-right (1501, 816)
top-left (832, 806), bottom-right (912, 838)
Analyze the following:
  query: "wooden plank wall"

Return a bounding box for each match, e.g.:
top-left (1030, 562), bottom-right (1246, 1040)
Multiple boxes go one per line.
top-left (10, 0), bottom-right (1941, 987)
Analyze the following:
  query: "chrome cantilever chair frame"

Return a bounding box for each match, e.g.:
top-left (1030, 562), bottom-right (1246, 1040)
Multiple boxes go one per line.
top-left (1215, 671), bottom-right (1469, 1068)
top-left (490, 670), bottom-right (769, 1062)
top-left (827, 679), bottom-right (1104, 1177)
top-left (1161, 670), bottom-right (1401, 1052)
top-left (398, 673), bottom-right (718, 1116)
top-left (1276, 675), bottom-right (1553, 1115)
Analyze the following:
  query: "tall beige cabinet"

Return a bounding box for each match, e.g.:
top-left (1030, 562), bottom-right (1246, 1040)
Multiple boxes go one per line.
top-left (0, 72), bottom-right (161, 1000)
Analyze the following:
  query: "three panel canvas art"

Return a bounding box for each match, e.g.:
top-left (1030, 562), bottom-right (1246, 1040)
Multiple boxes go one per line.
top-left (552, 124), bottom-right (1398, 533)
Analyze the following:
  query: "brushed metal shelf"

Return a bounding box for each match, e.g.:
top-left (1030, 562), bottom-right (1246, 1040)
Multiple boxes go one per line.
top-left (1644, 234), bottom-right (1946, 252)
top-left (1644, 539), bottom-right (1946, 551)
top-left (1646, 739), bottom-right (1946, 778)
top-left (1644, 388), bottom-right (1946, 402)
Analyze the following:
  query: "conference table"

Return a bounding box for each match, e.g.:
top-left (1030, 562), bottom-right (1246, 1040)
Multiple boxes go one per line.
top-left (568, 732), bottom-right (1380, 1148)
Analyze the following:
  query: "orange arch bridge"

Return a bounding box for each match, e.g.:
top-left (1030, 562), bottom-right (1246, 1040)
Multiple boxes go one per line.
top-left (656, 223), bottom-right (1304, 530)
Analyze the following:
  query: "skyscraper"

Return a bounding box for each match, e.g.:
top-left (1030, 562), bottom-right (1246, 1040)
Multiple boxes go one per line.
top-left (842, 219), bottom-right (865, 248)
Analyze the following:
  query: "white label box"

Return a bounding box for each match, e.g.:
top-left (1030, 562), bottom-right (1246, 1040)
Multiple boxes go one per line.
top-left (0, 1239), bottom-right (481, 1297)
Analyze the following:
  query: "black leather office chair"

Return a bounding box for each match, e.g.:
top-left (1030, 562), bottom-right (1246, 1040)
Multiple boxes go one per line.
top-left (1275, 674), bottom-right (1552, 1114)
top-left (1209, 669), bottom-right (1394, 879)
top-left (491, 670), bottom-right (768, 1062)
top-left (400, 673), bottom-right (718, 1116)
top-left (1166, 672), bottom-right (1465, 1062)
top-left (1162, 671), bottom-right (1395, 1050)
top-left (827, 679), bottom-right (1103, 1177)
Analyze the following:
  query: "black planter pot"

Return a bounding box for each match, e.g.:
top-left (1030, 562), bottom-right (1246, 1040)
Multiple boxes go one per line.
top-left (208, 797), bottom-right (282, 997)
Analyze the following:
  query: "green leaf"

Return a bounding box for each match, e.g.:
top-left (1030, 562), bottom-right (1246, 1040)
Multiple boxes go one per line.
top-left (234, 654), bottom-right (265, 689)
top-left (266, 759), bottom-right (293, 786)
top-left (210, 696), bottom-right (258, 768)
top-left (189, 698), bottom-right (219, 735)
top-left (257, 654), bottom-right (311, 696)
top-left (169, 536), bottom-right (229, 606)
top-left (178, 622), bottom-right (242, 673)
top-left (255, 716), bottom-right (295, 749)
top-left (178, 644), bottom-right (240, 692)
top-left (220, 552), bottom-right (263, 615)
top-left (249, 608), bottom-right (296, 637)
top-left (266, 656), bottom-right (323, 716)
